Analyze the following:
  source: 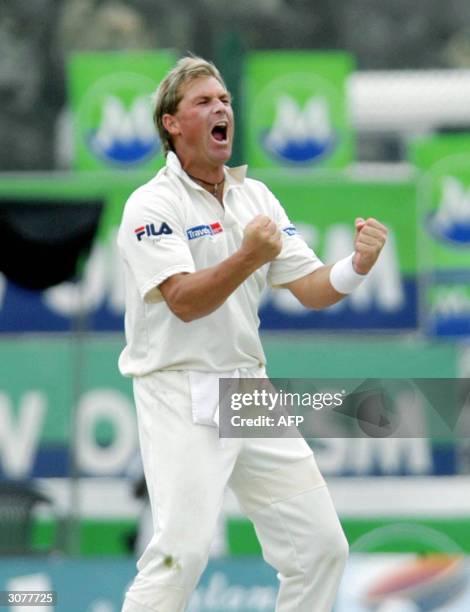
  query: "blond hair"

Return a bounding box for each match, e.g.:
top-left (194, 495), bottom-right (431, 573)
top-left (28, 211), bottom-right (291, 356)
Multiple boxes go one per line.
top-left (153, 56), bottom-right (227, 155)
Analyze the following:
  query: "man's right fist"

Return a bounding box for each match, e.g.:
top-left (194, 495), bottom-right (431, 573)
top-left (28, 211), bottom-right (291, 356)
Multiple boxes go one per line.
top-left (241, 215), bottom-right (282, 268)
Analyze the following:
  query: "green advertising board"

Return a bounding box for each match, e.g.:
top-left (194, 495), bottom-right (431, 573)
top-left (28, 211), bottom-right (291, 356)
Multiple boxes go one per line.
top-left (0, 335), bottom-right (465, 561)
top-left (0, 336), bottom-right (459, 480)
top-left (68, 51), bottom-right (176, 171)
top-left (2, 554), bottom-right (470, 612)
top-left (411, 135), bottom-right (470, 336)
top-left (0, 170), bottom-right (418, 332)
top-left (0, 337), bottom-right (133, 479)
top-left (244, 51), bottom-right (355, 169)
top-left (253, 171), bottom-right (418, 329)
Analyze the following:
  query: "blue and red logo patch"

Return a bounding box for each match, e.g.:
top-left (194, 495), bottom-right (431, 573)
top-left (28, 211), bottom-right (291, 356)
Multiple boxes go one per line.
top-left (187, 222), bottom-right (223, 240)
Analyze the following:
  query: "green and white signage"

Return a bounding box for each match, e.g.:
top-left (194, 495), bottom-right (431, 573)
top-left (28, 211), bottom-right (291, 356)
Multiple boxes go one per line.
top-left (244, 51), bottom-right (355, 169)
top-left (68, 51), bottom-right (176, 170)
top-left (254, 171), bottom-right (418, 330)
top-left (411, 135), bottom-right (470, 336)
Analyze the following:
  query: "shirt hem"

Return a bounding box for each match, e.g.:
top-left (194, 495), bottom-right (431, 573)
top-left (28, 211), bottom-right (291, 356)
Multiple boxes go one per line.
top-left (119, 359), bottom-right (267, 379)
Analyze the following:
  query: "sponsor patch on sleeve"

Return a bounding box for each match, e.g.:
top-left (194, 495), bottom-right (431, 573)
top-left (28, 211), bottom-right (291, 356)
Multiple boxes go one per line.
top-left (282, 225), bottom-right (298, 236)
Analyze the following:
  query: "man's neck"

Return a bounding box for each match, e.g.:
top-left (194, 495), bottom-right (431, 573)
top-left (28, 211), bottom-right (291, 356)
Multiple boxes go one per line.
top-left (172, 151), bottom-right (227, 204)
top-left (174, 150), bottom-right (225, 184)
top-left (183, 164), bottom-right (224, 185)
top-left (185, 170), bottom-right (225, 204)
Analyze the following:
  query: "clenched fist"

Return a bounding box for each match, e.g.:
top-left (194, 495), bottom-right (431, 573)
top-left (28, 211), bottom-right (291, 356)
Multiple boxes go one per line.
top-left (352, 217), bottom-right (388, 275)
top-left (241, 215), bottom-right (282, 268)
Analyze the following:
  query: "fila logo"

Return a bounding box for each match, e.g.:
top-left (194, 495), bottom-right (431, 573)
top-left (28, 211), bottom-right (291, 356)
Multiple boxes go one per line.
top-left (134, 222), bottom-right (173, 241)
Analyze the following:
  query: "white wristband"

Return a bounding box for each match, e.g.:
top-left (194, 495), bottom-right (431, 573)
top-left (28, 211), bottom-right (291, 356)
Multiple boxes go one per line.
top-left (329, 253), bottom-right (367, 294)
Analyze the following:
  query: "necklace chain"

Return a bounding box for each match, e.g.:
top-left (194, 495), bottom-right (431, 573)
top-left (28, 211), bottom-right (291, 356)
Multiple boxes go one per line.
top-left (186, 172), bottom-right (225, 196)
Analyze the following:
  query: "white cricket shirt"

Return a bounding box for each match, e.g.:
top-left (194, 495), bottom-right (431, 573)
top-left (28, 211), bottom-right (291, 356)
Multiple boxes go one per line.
top-left (117, 152), bottom-right (323, 376)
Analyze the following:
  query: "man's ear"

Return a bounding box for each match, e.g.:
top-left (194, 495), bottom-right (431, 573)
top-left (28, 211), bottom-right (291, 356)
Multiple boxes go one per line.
top-left (162, 114), bottom-right (180, 136)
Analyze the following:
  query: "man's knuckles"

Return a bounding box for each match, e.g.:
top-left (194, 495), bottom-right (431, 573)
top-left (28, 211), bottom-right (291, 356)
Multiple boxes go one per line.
top-left (358, 218), bottom-right (388, 234)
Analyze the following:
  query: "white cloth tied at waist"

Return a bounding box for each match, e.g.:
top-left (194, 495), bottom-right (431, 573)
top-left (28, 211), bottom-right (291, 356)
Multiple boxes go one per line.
top-left (188, 367), bottom-right (265, 427)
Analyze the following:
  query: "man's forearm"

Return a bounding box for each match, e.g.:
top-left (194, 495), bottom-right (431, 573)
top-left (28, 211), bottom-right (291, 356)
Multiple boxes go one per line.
top-left (159, 250), bottom-right (261, 322)
top-left (283, 265), bottom-right (347, 309)
top-left (160, 214), bottom-right (282, 321)
top-left (284, 217), bottom-right (387, 310)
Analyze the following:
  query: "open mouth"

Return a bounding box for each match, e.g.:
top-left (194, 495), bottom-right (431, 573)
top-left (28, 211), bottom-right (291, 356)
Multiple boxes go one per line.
top-left (211, 122), bottom-right (228, 143)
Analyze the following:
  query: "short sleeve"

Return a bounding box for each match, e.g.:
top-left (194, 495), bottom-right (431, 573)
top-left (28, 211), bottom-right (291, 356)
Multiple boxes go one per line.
top-left (118, 186), bottom-right (195, 303)
top-left (266, 191), bottom-right (324, 287)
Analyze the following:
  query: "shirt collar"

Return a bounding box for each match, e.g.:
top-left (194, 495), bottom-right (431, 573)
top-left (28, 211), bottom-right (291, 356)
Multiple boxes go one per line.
top-left (166, 151), bottom-right (247, 190)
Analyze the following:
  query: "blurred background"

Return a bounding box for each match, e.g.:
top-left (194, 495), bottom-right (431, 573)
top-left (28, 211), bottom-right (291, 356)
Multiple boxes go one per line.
top-left (1, 0), bottom-right (470, 610)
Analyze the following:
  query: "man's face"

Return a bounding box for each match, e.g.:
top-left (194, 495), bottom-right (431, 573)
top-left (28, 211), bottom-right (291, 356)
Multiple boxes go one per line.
top-left (164, 76), bottom-right (234, 170)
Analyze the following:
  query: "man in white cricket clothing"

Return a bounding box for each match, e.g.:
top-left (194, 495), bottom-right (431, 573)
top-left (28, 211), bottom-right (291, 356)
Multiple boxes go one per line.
top-left (118, 56), bottom-right (387, 612)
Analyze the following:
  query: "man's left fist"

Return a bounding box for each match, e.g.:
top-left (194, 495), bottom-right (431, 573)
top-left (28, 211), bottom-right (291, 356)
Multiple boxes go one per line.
top-left (352, 217), bottom-right (388, 275)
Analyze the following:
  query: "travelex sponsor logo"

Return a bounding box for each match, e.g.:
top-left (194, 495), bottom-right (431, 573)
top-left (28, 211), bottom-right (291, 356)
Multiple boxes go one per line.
top-left (262, 95), bottom-right (336, 164)
top-left (135, 222), bottom-right (172, 241)
top-left (187, 222), bottom-right (223, 240)
top-left (282, 225), bottom-right (297, 236)
top-left (427, 176), bottom-right (470, 245)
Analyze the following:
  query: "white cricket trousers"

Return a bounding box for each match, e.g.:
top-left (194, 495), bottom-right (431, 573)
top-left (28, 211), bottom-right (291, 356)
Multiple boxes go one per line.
top-left (122, 371), bottom-right (348, 612)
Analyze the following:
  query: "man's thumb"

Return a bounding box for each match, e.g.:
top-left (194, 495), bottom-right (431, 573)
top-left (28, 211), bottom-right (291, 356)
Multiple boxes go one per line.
top-left (355, 217), bottom-right (366, 232)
